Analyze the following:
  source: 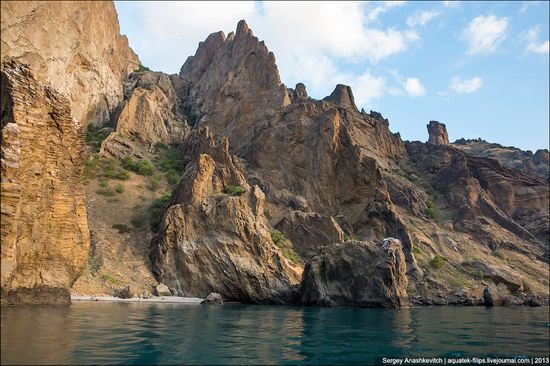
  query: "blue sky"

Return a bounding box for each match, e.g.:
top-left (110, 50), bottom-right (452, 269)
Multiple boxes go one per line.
top-left (115, 1), bottom-right (549, 151)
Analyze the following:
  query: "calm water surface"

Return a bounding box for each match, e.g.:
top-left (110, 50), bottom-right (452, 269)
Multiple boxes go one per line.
top-left (1, 303), bottom-right (549, 365)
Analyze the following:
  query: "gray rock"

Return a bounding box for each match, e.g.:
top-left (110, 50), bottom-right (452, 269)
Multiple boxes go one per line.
top-left (155, 283), bottom-right (171, 297)
top-left (483, 284), bottom-right (505, 306)
top-left (299, 238), bottom-right (409, 308)
top-left (201, 292), bottom-right (223, 305)
top-left (116, 285), bottom-right (135, 299)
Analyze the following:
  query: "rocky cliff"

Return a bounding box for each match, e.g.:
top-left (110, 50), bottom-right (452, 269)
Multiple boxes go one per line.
top-left (1, 62), bottom-right (89, 304)
top-left (146, 20), bottom-right (548, 306)
top-left (1, 1), bottom-right (139, 126)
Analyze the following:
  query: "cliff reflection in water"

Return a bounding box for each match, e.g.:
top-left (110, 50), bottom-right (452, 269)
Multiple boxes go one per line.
top-left (1, 303), bottom-right (549, 365)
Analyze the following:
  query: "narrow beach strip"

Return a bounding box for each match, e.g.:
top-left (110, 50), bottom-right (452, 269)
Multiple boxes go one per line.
top-left (71, 295), bottom-right (204, 304)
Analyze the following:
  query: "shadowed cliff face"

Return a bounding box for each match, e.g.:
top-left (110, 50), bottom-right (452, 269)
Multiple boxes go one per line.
top-left (1, 62), bottom-right (90, 305)
top-left (0, 1), bottom-right (139, 126)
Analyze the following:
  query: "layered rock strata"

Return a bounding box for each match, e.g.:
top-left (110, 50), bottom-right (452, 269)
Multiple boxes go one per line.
top-left (1, 62), bottom-right (89, 305)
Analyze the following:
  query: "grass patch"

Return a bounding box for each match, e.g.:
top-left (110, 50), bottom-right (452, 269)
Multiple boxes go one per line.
top-left (412, 246), bottom-right (423, 255)
top-left (270, 229), bottom-right (303, 265)
top-left (430, 254), bottom-right (446, 269)
top-left (85, 125), bottom-right (112, 152)
top-left (96, 187), bottom-right (116, 196)
top-left (149, 192), bottom-right (172, 232)
top-left (425, 200), bottom-right (439, 220)
top-left (83, 154), bottom-right (128, 182)
top-left (224, 185), bottom-right (246, 196)
top-left (114, 183), bottom-right (125, 193)
top-left (101, 273), bottom-right (119, 285)
top-left (472, 270), bottom-right (484, 280)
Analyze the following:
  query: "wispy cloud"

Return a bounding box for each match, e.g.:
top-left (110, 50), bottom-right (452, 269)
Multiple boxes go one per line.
top-left (522, 26), bottom-right (549, 54)
top-left (519, 1), bottom-right (540, 14)
top-left (450, 76), bottom-right (483, 93)
top-left (403, 78), bottom-right (426, 96)
top-left (463, 15), bottom-right (508, 55)
top-left (366, 1), bottom-right (407, 22)
top-left (406, 10), bottom-right (440, 27)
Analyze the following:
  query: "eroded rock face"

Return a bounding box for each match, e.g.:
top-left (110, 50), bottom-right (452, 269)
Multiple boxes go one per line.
top-left (299, 238), bottom-right (409, 308)
top-left (0, 1), bottom-right (139, 126)
top-left (427, 121), bottom-right (449, 145)
top-left (101, 71), bottom-right (189, 158)
top-left (275, 211), bottom-right (344, 260)
top-left (149, 131), bottom-right (301, 303)
top-left (1, 62), bottom-right (89, 305)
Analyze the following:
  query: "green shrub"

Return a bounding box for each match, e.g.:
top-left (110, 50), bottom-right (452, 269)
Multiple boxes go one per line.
top-left (270, 230), bottom-right (303, 265)
top-left (99, 179), bottom-right (109, 188)
top-left (224, 185), bottom-right (246, 196)
top-left (114, 184), bottom-right (124, 193)
top-left (83, 155), bottom-right (99, 180)
top-left (425, 200), bottom-right (438, 220)
top-left (148, 193), bottom-right (172, 232)
top-left (412, 246), bottom-right (423, 255)
top-left (472, 270), bottom-right (484, 280)
top-left (136, 160), bottom-right (154, 176)
top-left (136, 64), bottom-right (151, 72)
top-left (185, 113), bottom-right (198, 128)
top-left (113, 169), bottom-right (129, 180)
top-left (430, 254), bottom-right (446, 269)
top-left (122, 156), bottom-right (137, 171)
top-left (85, 125), bottom-right (112, 152)
top-left (165, 168), bottom-right (180, 186)
top-left (159, 147), bottom-right (185, 172)
top-left (122, 156), bottom-right (155, 176)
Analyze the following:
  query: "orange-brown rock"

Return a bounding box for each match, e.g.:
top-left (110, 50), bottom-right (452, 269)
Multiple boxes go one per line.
top-left (1, 62), bottom-right (89, 305)
top-left (149, 129), bottom-right (301, 303)
top-left (0, 1), bottom-right (139, 126)
top-left (101, 71), bottom-right (189, 158)
top-left (427, 120), bottom-right (449, 145)
top-left (275, 211), bottom-right (345, 260)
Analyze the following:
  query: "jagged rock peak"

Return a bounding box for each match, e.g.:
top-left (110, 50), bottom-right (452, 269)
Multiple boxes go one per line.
top-left (427, 120), bottom-right (449, 145)
top-left (236, 19), bottom-right (252, 37)
top-left (323, 84), bottom-right (357, 110)
top-left (179, 31), bottom-right (226, 81)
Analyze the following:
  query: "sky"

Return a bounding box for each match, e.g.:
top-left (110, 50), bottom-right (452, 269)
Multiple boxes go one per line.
top-left (115, 1), bottom-right (550, 152)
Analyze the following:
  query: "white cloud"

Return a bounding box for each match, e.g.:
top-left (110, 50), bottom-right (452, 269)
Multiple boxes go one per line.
top-left (450, 76), bottom-right (483, 93)
top-left (443, 1), bottom-right (460, 8)
top-left (403, 78), bottom-right (426, 96)
top-left (406, 10), bottom-right (440, 27)
top-left (366, 1), bottom-right (407, 22)
top-left (463, 15), bottom-right (508, 55)
top-left (115, 1), bottom-right (419, 106)
top-left (342, 71), bottom-right (387, 106)
top-left (522, 26), bottom-right (550, 54)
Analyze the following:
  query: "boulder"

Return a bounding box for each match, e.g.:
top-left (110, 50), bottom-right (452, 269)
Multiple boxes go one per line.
top-left (201, 293), bottom-right (223, 305)
top-left (483, 284), bottom-right (505, 306)
top-left (116, 285), bottom-right (135, 299)
top-left (299, 238), bottom-right (409, 308)
top-left (472, 261), bottom-right (523, 293)
top-left (155, 283), bottom-right (171, 297)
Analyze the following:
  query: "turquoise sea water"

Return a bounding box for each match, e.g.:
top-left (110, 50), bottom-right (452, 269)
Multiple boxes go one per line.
top-left (1, 303), bottom-right (549, 365)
